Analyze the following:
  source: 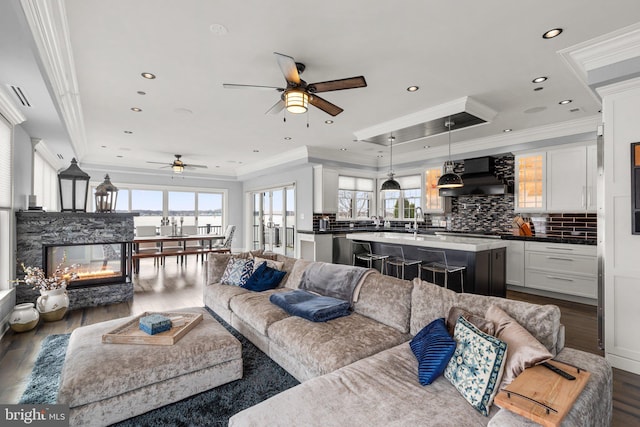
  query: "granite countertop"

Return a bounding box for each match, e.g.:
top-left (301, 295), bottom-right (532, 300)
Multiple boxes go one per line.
top-left (345, 232), bottom-right (509, 252)
top-left (297, 227), bottom-right (445, 235)
top-left (501, 234), bottom-right (596, 245)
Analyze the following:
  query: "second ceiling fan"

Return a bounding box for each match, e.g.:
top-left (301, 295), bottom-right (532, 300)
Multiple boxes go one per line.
top-left (223, 52), bottom-right (367, 117)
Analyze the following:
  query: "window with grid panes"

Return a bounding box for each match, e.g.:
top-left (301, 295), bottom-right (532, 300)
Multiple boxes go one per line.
top-left (338, 176), bottom-right (373, 219)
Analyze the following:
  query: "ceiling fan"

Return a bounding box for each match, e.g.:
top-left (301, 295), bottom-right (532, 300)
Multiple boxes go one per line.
top-left (146, 154), bottom-right (207, 174)
top-left (223, 52), bottom-right (367, 117)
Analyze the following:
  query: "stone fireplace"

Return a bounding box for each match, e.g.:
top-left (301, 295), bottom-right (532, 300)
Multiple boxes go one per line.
top-left (15, 211), bottom-right (137, 308)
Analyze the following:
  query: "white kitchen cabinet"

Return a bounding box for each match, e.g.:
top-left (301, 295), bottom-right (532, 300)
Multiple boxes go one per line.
top-left (505, 240), bottom-right (525, 286)
top-left (313, 166), bottom-right (338, 213)
top-left (523, 241), bottom-right (597, 300)
top-left (297, 232), bottom-right (333, 262)
top-left (546, 145), bottom-right (597, 213)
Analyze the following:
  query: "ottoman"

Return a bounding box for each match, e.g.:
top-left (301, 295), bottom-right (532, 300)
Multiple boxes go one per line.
top-left (57, 307), bottom-right (242, 426)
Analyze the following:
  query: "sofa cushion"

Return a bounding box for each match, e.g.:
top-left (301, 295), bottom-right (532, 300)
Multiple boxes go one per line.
top-left (267, 312), bottom-right (410, 377)
top-left (252, 256), bottom-right (284, 272)
top-left (411, 278), bottom-right (561, 355)
top-left (229, 342), bottom-right (499, 427)
top-left (446, 306), bottom-right (495, 336)
top-left (274, 254), bottom-right (299, 288)
top-left (410, 318), bottom-right (456, 385)
top-left (242, 262), bottom-right (287, 292)
top-left (485, 305), bottom-right (552, 388)
top-left (229, 288), bottom-right (291, 335)
top-left (444, 317), bottom-right (507, 416)
top-left (282, 258), bottom-right (312, 289)
top-left (206, 284), bottom-right (249, 310)
top-left (220, 258), bottom-right (254, 286)
top-left (353, 272), bottom-right (413, 334)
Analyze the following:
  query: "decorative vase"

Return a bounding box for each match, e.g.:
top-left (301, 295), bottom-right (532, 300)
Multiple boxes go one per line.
top-left (9, 303), bottom-right (40, 332)
top-left (36, 288), bottom-right (69, 322)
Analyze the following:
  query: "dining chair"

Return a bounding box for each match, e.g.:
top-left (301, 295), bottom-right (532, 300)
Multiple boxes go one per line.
top-left (379, 244), bottom-right (421, 280)
top-left (159, 226), bottom-right (184, 264)
top-left (181, 225), bottom-right (203, 263)
top-left (418, 248), bottom-right (466, 293)
top-left (211, 225), bottom-right (235, 253)
top-left (352, 240), bottom-right (388, 272)
top-left (134, 225), bottom-right (159, 273)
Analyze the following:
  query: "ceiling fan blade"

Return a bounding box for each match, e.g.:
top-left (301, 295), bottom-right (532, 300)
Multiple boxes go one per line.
top-left (184, 164), bottom-right (208, 169)
top-left (274, 52), bottom-right (300, 85)
top-left (223, 83), bottom-right (284, 91)
top-left (265, 99), bottom-right (285, 115)
top-left (146, 161), bottom-right (171, 165)
top-left (308, 76), bottom-right (367, 93)
top-left (309, 95), bottom-right (343, 116)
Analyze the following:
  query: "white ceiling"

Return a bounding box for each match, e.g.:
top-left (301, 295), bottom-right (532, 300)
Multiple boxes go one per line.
top-left (3, 0), bottom-right (640, 178)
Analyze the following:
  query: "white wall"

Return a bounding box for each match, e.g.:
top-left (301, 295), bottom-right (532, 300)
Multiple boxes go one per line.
top-left (12, 125), bottom-right (32, 210)
top-left (599, 77), bottom-right (640, 374)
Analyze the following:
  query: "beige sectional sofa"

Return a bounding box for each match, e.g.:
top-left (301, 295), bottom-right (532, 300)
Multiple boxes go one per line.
top-left (203, 252), bottom-right (612, 426)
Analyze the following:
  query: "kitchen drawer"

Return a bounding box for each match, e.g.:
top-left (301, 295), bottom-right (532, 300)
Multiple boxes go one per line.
top-left (525, 251), bottom-right (597, 276)
top-left (524, 241), bottom-right (596, 257)
top-left (525, 270), bottom-right (597, 299)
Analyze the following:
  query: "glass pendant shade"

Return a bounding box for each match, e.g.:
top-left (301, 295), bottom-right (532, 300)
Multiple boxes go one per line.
top-left (172, 164), bottom-right (184, 173)
top-left (285, 90), bottom-right (309, 114)
top-left (437, 160), bottom-right (463, 188)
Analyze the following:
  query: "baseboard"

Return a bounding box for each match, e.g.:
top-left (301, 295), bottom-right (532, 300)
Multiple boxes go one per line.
top-left (0, 288), bottom-right (16, 340)
top-left (506, 284), bottom-right (597, 306)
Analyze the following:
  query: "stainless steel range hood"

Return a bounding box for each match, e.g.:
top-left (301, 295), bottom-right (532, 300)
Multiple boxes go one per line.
top-left (439, 156), bottom-right (513, 196)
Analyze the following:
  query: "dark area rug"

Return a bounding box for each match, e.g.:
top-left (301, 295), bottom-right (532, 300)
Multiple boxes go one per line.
top-left (19, 308), bottom-right (300, 426)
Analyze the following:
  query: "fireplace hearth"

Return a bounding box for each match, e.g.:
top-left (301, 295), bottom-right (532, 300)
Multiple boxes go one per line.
top-left (16, 212), bottom-right (137, 308)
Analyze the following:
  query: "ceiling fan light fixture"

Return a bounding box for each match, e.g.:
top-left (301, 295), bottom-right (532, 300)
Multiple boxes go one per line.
top-left (172, 164), bottom-right (184, 174)
top-left (285, 90), bottom-right (309, 114)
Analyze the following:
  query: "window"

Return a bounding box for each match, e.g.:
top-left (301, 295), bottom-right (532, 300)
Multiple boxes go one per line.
top-left (33, 150), bottom-right (58, 211)
top-left (168, 191), bottom-right (196, 225)
top-left (0, 114), bottom-right (11, 290)
top-left (337, 176), bottom-right (374, 219)
top-left (131, 189), bottom-right (163, 227)
top-left (198, 193), bottom-right (223, 230)
top-left (380, 175), bottom-right (421, 220)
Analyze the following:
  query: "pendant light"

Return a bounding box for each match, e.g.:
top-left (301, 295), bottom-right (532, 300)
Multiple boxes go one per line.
top-left (381, 135), bottom-right (401, 192)
top-left (436, 119), bottom-right (463, 188)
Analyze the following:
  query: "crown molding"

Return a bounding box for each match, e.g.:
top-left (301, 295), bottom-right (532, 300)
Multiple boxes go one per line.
top-left (236, 146), bottom-right (310, 178)
top-left (20, 0), bottom-right (87, 159)
top-left (596, 75), bottom-right (640, 98)
top-left (32, 138), bottom-right (63, 170)
top-left (559, 22), bottom-right (640, 84)
top-left (0, 85), bottom-right (26, 125)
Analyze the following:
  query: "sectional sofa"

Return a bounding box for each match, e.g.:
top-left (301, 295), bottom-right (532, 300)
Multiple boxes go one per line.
top-left (203, 251), bottom-right (612, 426)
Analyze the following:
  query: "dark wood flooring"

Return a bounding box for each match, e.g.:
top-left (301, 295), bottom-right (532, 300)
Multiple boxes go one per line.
top-left (0, 259), bottom-right (638, 426)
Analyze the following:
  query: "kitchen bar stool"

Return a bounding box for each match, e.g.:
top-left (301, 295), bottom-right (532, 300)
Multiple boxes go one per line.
top-left (418, 248), bottom-right (466, 293)
top-left (352, 240), bottom-right (388, 272)
top-left (379, 244), bottom-right (422, 280)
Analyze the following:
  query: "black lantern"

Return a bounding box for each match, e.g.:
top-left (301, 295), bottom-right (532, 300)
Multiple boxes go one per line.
top-left (58, 158), bottom-right (90, 212)
top-left (94, 174), bottom-right (119, 213)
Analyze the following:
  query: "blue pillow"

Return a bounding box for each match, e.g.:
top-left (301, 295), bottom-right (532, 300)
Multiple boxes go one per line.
top-left (410, 318), bottom-right (457, 385)
top-left (242, 261), bottom-right (286, 292)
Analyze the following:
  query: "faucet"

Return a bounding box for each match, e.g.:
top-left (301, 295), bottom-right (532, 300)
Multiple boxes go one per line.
top-left (413, 207), bottom-right (423, 237)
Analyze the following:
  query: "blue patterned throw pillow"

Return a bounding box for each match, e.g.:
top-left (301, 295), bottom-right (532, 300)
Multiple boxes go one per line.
top-left (444, 316), bottom-right (507, 416)
top-left (220, 258), bottom-right (254, 286)
top-left (410, 318), bottom-right (456, 385)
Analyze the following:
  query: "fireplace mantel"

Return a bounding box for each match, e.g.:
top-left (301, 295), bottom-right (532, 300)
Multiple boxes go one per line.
top-left (15, 211), bottom-right (138, 308)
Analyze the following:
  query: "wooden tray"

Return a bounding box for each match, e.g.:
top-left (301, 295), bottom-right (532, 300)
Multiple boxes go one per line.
top-left (102, 311), bottom-right (203, 345)
top-left (494, 360), bottom-right (590, 427)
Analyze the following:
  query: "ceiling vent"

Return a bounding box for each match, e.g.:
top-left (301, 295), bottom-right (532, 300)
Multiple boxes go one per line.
top-left (353, 96), bottom-right (496, 146)
top-left (9, 85), bottom-right (31, 107)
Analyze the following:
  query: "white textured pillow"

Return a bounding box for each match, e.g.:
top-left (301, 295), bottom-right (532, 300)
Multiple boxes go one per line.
top-left (485, 305), bottom-right (553, 388)
top-left (253, 256), bottom-right (284, 272)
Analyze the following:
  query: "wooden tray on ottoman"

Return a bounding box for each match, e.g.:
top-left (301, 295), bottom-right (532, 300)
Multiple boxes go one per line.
top-left (102, 311), bottom-right (203, 345)
top-left (494, 360), bottom-right (590, 427)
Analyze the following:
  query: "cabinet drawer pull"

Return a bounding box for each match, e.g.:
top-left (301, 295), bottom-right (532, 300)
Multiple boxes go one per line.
top-left (546, 256), bottom-right (574, 261)
top-left (545, 246), bottom-right (574, 251)
top-left (546, 275), bottom-right (574, 282)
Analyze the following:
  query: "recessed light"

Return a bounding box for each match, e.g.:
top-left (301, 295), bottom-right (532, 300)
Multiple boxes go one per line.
top-left (325, 120), bottom-right (334, 124)
top-left (559, 99), bottom-right (572, 105)
top-left (116, 155), bottom-right (123, 158)
top-left (131, 107), bottom-right (142, 112)
top-left (284, 137), bottom-right (292, 140)
top-left (534, 87), bottom-right (544, 91)
top-left (532, 76), bottom-right (547, 83)
top-left (423, 145), bottom-right (430, 149)
top-left (542, 28), bottom-right (563, 39)
top-left (124, 130), bottom-right (133, 134)
top-left (407, 86), bottom-right (419, 92)
top-left (377, 155), bottom-right (384, 158)
top-left (503, 129), bottom-right (513, 133)
top-left (253, 149), bottom-right (259, 153)
top-left (141, 72), bottom-right (156, 79)
top-left (101, 145), bottom-right (107, 148)
top-left (137, 91), bottom-right (146, 95)
top-left (340, 148), bottom-right (347, 151)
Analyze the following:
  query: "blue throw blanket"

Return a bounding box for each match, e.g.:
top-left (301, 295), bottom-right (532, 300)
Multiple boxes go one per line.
top-left (270, 290), bottom-right (351, 322)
